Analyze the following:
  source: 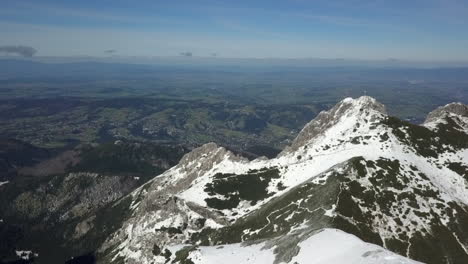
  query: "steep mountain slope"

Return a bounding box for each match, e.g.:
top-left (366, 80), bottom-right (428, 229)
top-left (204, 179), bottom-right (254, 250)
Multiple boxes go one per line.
top-left (93, 96), bottom-right (468, 264)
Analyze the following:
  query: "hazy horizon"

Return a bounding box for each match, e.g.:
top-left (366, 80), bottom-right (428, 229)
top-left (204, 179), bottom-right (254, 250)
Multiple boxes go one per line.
top-left (2, 55), bottom-right (468, 69)
top-left (2, 0), bottom-right (468, 61)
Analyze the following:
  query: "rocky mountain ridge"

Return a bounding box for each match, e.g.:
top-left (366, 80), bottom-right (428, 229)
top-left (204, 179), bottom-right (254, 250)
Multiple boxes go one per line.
top-left (424, 102), bottom-right (468, 133)
top-left (89, 96), bottom-right (468, 264)
top-left (0, 141), bottom-right (189, 264)
top-left (2, 96), bottom-right (467, 264)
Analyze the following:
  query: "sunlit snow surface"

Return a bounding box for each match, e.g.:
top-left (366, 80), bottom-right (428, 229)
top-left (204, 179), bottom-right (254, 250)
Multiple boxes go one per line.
top-left (178, 96), bottom-right (468, 219)
top-left (183, 229), bottom-right (420, 264)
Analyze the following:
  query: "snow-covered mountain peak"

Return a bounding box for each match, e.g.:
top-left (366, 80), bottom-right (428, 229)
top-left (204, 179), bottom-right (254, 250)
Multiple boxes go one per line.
top-left (341, 95), bottom-right (387, 114)
top-left (424, 102), bottom-right (468, 133)
top-left (139, 142), bottom-right (249, 196)
top-left (176, 142), bottom-right (246, 171)
top-left (283, 96), bottom-right (386, 153)
top-left (96, 97), bottom-right (468, 264)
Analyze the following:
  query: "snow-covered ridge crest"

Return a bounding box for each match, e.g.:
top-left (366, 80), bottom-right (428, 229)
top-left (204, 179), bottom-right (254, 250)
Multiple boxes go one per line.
top-left (282, 95), bottom-right (386, 154)
top-left (99, 143), bottom-right (243, 261)
top-left (176, 142), bottom-right (247, 173)
top-left (98, 96), bottom-right (468, 264)
top-left (148, 142), bottom-right (248, 193)
top-left (178, 143), bottom-right (233, 167)
top-left (424, 102), bottom-right (468, 132)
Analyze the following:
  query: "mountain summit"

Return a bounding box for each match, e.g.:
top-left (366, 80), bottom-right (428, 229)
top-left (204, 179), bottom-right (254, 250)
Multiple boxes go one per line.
top-left (283, 96), bottom-right (386, 154)
top-left (71, 96), bottom-right (468, 264)
top-left (424, 102), bottom-right (468, 133)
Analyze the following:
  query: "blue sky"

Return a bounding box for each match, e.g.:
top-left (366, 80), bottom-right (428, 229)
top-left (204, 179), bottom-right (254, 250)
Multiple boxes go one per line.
top-left (1, 0), bottom-right (468, 60)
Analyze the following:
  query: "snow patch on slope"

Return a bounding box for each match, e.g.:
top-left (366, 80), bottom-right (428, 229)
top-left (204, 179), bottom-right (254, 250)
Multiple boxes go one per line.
top-left (183, 229), bottom-right (420, 264)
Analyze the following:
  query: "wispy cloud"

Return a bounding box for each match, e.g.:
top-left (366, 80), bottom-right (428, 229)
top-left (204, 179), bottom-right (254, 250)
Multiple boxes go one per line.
top-left (180, 52), bottom-right (193, 57)
top-left (0, 45), bottom-right (37, 57)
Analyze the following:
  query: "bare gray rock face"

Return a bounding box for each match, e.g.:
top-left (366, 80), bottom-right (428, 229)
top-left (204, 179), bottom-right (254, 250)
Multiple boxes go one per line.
top-left (73, 215), bottom-right (96, 239)
top-left (281, 96), bottom-right (386, 154)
